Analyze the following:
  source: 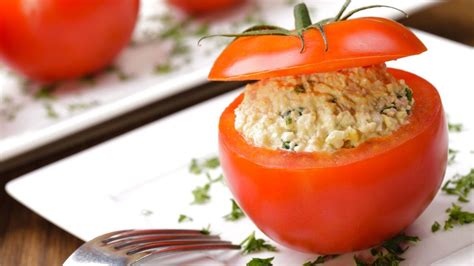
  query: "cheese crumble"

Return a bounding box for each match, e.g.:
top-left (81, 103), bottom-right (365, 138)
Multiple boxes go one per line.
top-left (234, 64), bottom-right (414, 152)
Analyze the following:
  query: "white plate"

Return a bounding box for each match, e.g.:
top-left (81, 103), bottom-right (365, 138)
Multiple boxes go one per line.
top-left (6, 30), bottom-right (474, 265)
top-left (0, 0), bottom-right (435, 161)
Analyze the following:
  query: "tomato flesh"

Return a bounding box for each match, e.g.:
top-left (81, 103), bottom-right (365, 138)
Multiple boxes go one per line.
top-left (0, 0), bottom-right (139, 81)
top-left (218, 68), bottom-right (447, 253)
top-left (209, 18), bottom-right (427, 81)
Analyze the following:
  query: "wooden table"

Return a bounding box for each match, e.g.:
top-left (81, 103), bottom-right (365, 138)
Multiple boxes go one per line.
top-left (1, 1), bottom-right (473, 265)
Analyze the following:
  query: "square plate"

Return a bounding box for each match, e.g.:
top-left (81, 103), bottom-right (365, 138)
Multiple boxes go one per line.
top-left (6, 30), bottom-right (474, 265)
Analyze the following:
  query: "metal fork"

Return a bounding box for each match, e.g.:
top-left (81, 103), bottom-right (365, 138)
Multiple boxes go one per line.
top-left (64, 229), bottom-right (241, 265)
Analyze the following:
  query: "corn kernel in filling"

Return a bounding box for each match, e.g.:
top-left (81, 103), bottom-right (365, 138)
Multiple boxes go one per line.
top-left (234, 64), bottom-right (414, 152)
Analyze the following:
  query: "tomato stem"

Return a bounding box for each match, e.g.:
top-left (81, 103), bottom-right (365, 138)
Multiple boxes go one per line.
top-left (334, 0), bottom-right (351, 21)
top-left (294, 3), bottom-right (313, 30)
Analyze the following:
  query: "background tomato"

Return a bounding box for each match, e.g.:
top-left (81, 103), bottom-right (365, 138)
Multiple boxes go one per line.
top-left (218, 69), bottom-right (447, 254)
top-left (209, 18), bottom-right (427, 81)
top-left (167, 0), bottom-right (244, 15)
top-left (0, 0), bottom-right (139, 81)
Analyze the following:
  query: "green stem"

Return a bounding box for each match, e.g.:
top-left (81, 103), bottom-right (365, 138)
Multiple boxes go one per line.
top-left (334, 0), bottom-right (351, 21)
top-left (293, 3), bottom-right (313, 30)
top-left (340, 5), bottom-right (408, 20)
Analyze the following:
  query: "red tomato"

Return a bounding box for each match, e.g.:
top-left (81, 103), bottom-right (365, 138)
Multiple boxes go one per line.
top-left (209, 18), bottom-right (427, 81)
top-left (0, 0), bottom-right (139, 81)
top-left (167, 0), bottom-right (244, 15)
top-left (219, 69), bottom-right (447, 253)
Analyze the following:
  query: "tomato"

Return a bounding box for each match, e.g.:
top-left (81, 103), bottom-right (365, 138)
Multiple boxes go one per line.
top-left (218, 68), bottom-right (447, 254)
top-left (209, 18), bottom-right (427, 81)
top-left (167, 0), bottom-right (244, 15)
top-left (0, 0), bottom-right (139, 81)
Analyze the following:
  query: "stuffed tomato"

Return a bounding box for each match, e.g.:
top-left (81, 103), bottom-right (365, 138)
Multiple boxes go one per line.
top-left (206, 1), bottom-right (448, 254)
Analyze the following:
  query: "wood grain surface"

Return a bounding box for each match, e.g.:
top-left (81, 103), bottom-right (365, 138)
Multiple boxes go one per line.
top-left (1, 1), bottom-right (473, 265)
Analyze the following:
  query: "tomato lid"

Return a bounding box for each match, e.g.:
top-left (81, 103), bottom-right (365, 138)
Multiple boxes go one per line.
top-left (204, 2), bottom-right (427, 81)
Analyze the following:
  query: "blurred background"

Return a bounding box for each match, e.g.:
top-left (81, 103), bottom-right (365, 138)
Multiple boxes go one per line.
top-left (0, 0), bottom-right (473, 265)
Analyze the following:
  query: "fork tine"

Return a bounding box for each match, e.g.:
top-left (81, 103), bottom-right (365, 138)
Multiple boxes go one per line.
top-left (126, 240), bottom-right (233, 255)
top-left (132, 243), bottom-right (241, 264)
top-left (103, 229), bottom-right (203, 244)
top-left (113, 234), bottom-right (220, 250)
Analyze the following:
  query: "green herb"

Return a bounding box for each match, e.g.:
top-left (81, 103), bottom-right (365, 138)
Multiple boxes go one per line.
top-left (405, 87), bottom-right (413, 102)
top-left (171, 43), bottom-right (190, 56)
top-left (34, 84), bottom-right (57, 100)
top-left (448, 122), bottom-right (463, 132)
top-left (194, 23), bottom-right (210, 36)
top-left (448, 148), bottom-right (458, 165)
top-left (431, 221), bottom-right (440, 232)
top-left (442, 169), bottom-right (474, 202)
top-left (247, 257), bottom-right (274, 266)
top-left (241, 232), bottom-right (277, 254)
top-left (294, 84), bottom-right (306, 94)
top-left (154, 63), bottom-right (173, 74)
top-left (189, 157), bottom-right (220, 175)
top-left (282, 141), bottom-right (291, 150)
top-left (117, 70), bottom-right (131, 81)
top-left (353, 233), bottom-right (419, 266)
top-left (443, 203), bottom-right (474, 231)
top-left (44, 102), bottom-right (59, 119)
top-left (223, 199), bottom-right (245, 221)
top-left (206, 173), bottom-right (224, 184)
top-left (192, 183), bottom-right (211, 204)
top-left (178, 214), bottom-right (193, 223)
top-left (285, 116), bottom-right (293, 125)
top-left (68, 101), bottom-right (99, 113)
top-left (303, 254), bottom-right (339, 265)
top-left (200, 224), bottom-right (211, 235)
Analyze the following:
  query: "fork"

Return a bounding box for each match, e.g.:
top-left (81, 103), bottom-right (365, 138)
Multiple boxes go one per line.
top-left (64, 229), bottom-right (241, 265)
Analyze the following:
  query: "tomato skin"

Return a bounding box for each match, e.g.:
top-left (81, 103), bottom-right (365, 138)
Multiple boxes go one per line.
top-left (209, 18), bottom-right (427, 81)
top-left (167, 0), bottom-right (244, 15)
top-left (219, 69), bottom-right (447, 253)
top-left (0, 0), bottom-right (139, 81)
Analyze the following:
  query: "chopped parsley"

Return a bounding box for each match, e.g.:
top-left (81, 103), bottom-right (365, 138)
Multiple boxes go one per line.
top-left (353, 233), bottom-right (419, 266)
top-left (189, 157), bottom-right (220, 175)
top-left (178, 214), bottom-right (193, 223)
top-left (448, 122), bottom-right (463, 132)
top-left (448, 148), bottom-right (458, 165)
top-left (240, 232), bottom-right (277, 254)
top-left (247, 257), bottom-right (274, 266)
top-left (281, 140), bottom-right (291, 150)
top-left (294, 84), bottom-right (306, 94)
top-left (191, 183), bottom-right (211, 204)
top-left (44, 102), bottom-right (59, 119)
top-left (194, 23), bottom-right (210, 36)
top-left (431, 221), bottom-right (441, 232)
top-left (67, 101), bottom-right (99, 113)
top-left (442, 203), bottom-right (474, 231)
top-left (303, 254), bottom-right (339, 265)
top-left (441, 169), bottom-right (473, 202)
top-left (154, 63), bottom-right (173, 74)
top-left (404, 87), bottom-right (413, 102)
top-left (200, 224), bottom-right (211, 235)
top-left (223, 199), bottom-right (245, 221)
top-left (34, 84), bottom-right (57, 100)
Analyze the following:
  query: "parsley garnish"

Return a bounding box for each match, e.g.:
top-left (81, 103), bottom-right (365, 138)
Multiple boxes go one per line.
top-left (44, 102), bottom-right (59, 119)
top-left (200, 224), bottom-right (211, 235)
top-left (189, 157), bottom-right (220, 175)
top-left (34, 84), bottom-right (56, 100)
top-left (404, 87), bottom-right (413, 102)
top-left (353, 233), bottom-right (419, 266)
top-left (241, 232), bottom-right (277, 254)
top-left (294, 84), bottom-right (306, 94)
top-left (154, 63), bottom-right (173, 74)
top-left (443, 203), bottom-right (474, 231)
top-left (192, 183), bottom-right (211, 204)
top-left (223, 199), bottom-right (245, 221)
top-left (448, 148), bottom-right (458, 165)
top-left (247, 257), bottom-right (274, 266)
top-left (178, 214), bottom-right (193, 223)
top-left (431, 221), bottom-right (440, 232)
top-left (303, 254), bottom-right (339, 265)
top-left (448, 122), bottom-right (463, 132)
top-left (441, 169), bottom-right (473, 202)
top-left (282, 140), bottom-right (291, 150)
